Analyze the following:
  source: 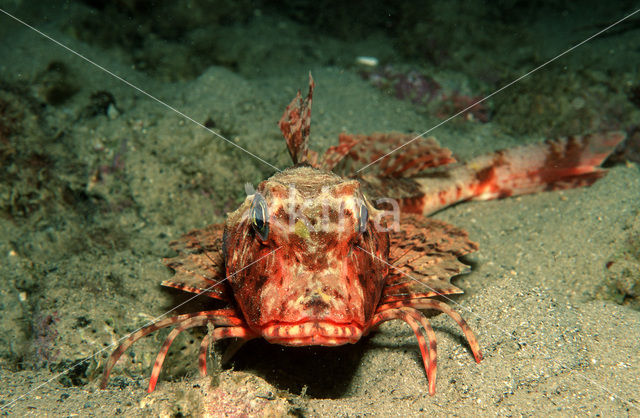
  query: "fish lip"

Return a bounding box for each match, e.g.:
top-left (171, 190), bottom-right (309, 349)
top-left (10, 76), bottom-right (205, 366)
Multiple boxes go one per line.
top-left (259, 320), bottom-right (364, 346)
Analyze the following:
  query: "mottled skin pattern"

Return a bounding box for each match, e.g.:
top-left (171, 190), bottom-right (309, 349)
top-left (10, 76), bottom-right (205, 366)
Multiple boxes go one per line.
top-left (101, 75), bottom-right (624, 395)
top-left (223, 168), bottom-right (389, 345)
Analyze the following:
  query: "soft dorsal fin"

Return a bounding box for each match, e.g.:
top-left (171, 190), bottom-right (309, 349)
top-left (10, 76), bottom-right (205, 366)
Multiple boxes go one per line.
top-left (279, 73), bottom-right (315, 165)
top-left (321, 132), bottom-right (455, 176)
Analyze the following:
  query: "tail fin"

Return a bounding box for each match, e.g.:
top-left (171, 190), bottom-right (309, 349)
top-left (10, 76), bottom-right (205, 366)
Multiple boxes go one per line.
top-left (401, 131), bottom-right (626, 215)
top-left (466, 131), bottom-right (626, 201)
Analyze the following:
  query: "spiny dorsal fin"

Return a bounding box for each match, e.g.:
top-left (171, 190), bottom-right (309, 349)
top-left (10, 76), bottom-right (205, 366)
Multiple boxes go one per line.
top-left (279, 73), bottom-right (315, 165)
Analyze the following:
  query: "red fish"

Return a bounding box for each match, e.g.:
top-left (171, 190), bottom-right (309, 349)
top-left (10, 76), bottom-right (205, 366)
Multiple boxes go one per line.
top-left (101, 75), bottom-right (624, 395)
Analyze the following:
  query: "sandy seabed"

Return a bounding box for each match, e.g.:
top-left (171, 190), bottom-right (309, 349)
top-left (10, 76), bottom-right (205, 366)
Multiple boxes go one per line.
top-left (1, 1), bottom-right (639, 416)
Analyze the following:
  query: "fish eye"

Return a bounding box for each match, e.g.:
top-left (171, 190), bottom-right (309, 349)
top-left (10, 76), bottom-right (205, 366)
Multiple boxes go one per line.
top-left (357, 200), bottom-right (368, 234)
top-left (250, 194), bottom-right (269, 241)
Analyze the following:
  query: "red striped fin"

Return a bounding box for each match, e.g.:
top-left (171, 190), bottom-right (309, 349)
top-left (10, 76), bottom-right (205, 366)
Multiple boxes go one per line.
top-left (381, 215), bottom-right (478, 304)
top-left (162, 224), bottom-right (230, 301)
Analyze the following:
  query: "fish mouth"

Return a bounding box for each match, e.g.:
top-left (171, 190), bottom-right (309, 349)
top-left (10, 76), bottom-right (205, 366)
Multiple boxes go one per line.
top-left (260, 321), bottom-right (364, 346)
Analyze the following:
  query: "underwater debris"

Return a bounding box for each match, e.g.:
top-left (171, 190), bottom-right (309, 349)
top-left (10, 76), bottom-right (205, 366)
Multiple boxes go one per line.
top-left (362, 65), bottom-right (442, 106)
top-left (34, 61), bottom-right (79, 106)
top-left (599, 212), bottom-right (640, 310)
top-left (30, 312), bottom-right (60, 369)
top-left (628, 83), bottom-right (640, 108)
top-left (606, 126), bottom-right (640, 165)
top-left (361, 65), bottom-right (491, 123)
top-left (436, 92), bottom-right (491, 123)
top-left (80, 91), bottom-right (118, 119)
